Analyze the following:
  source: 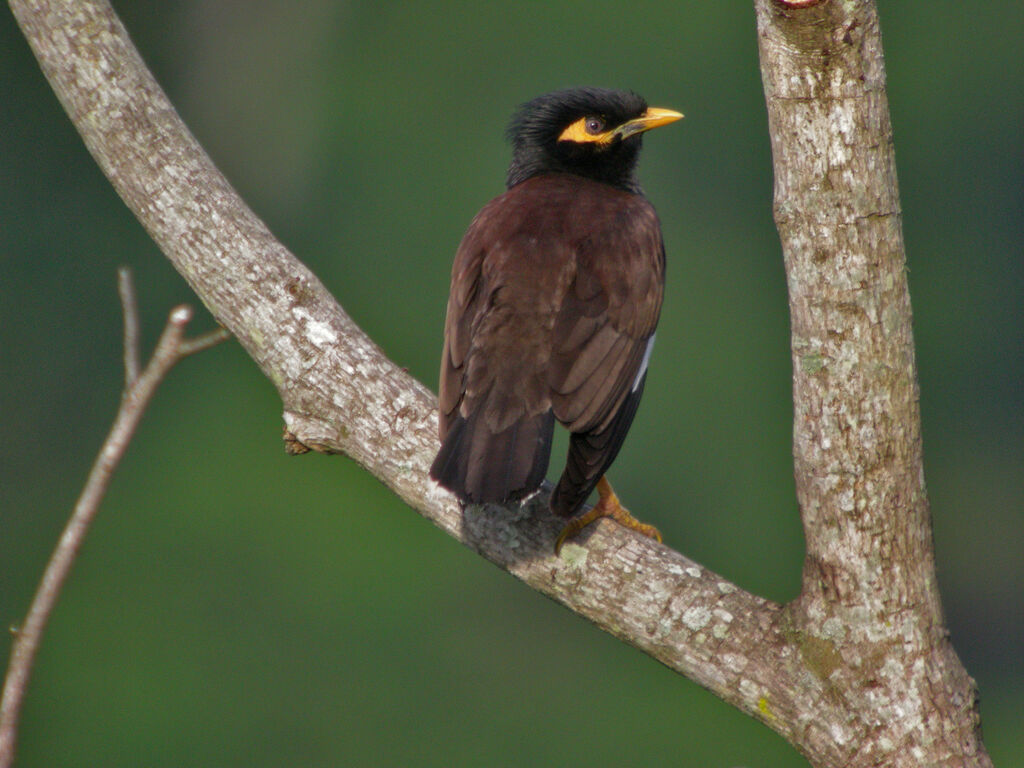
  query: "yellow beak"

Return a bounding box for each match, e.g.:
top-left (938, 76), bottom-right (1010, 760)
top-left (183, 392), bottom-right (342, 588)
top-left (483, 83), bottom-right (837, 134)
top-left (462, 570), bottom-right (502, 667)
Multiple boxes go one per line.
top-left (614, 107), bottom-right (685, 139)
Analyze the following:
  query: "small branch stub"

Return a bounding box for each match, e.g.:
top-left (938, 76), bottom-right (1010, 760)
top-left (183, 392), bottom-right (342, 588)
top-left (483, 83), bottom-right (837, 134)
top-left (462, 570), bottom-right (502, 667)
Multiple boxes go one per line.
top-left (774, 0), bottom-right (826, 8)
top-left (283, 427), bottom-right (312, 455)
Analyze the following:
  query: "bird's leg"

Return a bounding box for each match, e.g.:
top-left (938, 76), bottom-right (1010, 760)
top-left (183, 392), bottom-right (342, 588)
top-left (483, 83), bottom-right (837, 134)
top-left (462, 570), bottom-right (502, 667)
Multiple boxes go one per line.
top-left (554, 476), bottom-right (662, 554)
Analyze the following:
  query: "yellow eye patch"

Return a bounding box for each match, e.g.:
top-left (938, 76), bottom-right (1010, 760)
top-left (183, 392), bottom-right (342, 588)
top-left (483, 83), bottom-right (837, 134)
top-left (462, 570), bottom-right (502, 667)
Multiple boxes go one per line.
top-left (558, 116), bottom-right (616, 145)
top-left (558, 107), bottom-right (684, 145)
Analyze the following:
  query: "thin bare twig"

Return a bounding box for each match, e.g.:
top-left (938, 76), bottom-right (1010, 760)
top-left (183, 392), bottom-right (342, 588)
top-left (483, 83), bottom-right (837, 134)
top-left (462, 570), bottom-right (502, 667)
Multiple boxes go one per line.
top-left (0, 279), bottom-right (229, 768)
top-left (179, 327), bottom-right (231, 357)
top-left (117, 266), bottom-right (141, 387)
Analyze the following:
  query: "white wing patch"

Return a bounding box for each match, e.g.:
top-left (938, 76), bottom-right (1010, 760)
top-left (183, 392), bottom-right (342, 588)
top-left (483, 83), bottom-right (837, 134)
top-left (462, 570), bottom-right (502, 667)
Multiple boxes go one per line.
top-left (632, 334), bottom-right (656, 392)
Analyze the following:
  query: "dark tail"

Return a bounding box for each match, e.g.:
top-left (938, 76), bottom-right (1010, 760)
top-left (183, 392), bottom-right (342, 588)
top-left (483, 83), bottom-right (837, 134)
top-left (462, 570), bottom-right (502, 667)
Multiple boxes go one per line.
top-left (430, 410), bottom-right (555, 504)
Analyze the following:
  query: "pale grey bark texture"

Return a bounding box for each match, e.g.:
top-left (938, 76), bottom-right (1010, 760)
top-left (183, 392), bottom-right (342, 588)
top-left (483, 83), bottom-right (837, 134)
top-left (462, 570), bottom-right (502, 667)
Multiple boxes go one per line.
top-left (8, 0), bottom-right (991, 765)
top-left (754, 1), bottom-right (989, 764)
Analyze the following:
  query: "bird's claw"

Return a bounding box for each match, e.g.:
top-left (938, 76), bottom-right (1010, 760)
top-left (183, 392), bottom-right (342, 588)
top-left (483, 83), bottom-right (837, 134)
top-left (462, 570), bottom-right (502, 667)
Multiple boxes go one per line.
top-left (554, 477), bottom-right (662, 554)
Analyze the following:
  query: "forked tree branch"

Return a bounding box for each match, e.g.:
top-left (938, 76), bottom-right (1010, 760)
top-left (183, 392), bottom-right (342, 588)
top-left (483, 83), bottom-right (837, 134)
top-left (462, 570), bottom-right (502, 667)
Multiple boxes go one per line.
top-left (6, 0), bottom-right (990, 765)
top-left (0, 271), bottom-right (227, 768)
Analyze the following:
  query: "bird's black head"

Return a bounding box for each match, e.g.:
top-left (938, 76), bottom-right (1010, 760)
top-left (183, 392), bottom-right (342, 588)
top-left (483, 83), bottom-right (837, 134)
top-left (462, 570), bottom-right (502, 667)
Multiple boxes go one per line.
top-left (505, 87), bottom-right (682, 193)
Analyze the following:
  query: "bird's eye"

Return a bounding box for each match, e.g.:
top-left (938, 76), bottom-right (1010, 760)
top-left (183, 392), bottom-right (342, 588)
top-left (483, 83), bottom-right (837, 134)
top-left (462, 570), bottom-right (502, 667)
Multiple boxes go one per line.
top-left (584, 116), bottom-right (606, 135)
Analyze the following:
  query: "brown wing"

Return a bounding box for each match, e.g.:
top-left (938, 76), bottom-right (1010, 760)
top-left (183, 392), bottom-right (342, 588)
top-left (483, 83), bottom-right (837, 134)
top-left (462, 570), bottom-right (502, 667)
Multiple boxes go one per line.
top-left (436, 214), bottom-right (486, 442)
top-left (431, 180), bottom-right (575, 503)
top-left (431, 174), bottom-right (665, 513)
top-left (547, 187), bottom-right (665, 517)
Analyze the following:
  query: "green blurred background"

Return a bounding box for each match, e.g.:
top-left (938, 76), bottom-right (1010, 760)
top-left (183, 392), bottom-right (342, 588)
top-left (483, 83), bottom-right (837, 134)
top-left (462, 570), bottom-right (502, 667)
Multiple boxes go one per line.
top-left (2, 1), bottom-right (1020, 765)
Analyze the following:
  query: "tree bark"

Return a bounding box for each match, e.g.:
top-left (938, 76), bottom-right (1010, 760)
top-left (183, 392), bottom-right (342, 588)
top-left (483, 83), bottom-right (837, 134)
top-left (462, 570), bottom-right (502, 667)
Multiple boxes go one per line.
top-left (7, 0), bottom-right (991, 765)
top-left (754, 1), bottom-right (988, 764)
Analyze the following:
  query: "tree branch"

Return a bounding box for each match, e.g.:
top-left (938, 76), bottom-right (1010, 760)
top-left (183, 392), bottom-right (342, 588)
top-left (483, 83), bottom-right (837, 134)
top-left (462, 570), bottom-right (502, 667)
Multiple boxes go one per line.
top-left (0, 271), bottom-right (227, 768)
top-left (7, 0), bottom-right (991, 765)
top-left (9, 0), bottom-right (795, 736)
top-left (755, 1), bottom-right (988, 764)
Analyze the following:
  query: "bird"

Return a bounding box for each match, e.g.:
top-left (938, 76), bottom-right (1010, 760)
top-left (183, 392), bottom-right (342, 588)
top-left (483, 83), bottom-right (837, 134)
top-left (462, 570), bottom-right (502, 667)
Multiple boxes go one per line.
top-left (429, 87), bottom-right (682, 552)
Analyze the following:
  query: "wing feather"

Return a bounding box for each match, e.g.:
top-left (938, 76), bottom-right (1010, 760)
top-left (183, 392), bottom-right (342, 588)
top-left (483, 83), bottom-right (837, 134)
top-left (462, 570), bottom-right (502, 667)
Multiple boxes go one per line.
top-left (546, 190), bottom-right (665, 516)
top-left (432, 174), bottom-right (666, 517)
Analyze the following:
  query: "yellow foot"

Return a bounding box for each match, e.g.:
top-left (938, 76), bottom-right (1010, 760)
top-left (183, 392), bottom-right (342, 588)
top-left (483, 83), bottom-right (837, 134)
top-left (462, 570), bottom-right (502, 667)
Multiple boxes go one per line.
top-left (554, 476), bottom-right (662, 554)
